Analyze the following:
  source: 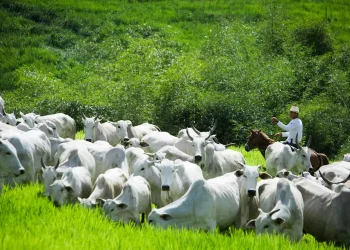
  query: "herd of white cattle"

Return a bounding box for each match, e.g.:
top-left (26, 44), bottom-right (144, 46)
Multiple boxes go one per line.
top-left (0, 95), bottom-right (349, 247)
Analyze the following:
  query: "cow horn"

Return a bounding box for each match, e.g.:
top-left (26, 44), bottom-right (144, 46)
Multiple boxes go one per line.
top-left (295, 133), bottom-right (302, 149)
top-left (306, 135), bottom-right (312, 148)
top-left (269, 209), bottom-right (280, 217)
top-left (301, 172), bottom-right (305, 177)
top-left (2, 108), bottom-right (7, 116)
top-left (54, 160), bottom-right (60, 170)
top-left (186, 128), bottom-right (194, 141)
top-left (191, 124), bottom-right (201, 135)
top-left (94, 113), bottom-right (99, 120)
top-left (81, 112), bottom-right (86, 120)
top-left (319, 171), bottom-right (350, 185)
top-left (40, 158), bottom-right (47, 169)
top-left (205, 120), bottom-right (217, 140)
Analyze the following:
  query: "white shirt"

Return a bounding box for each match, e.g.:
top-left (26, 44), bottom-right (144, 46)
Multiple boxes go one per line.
top-left (277, 118), bottom-right (303, 144)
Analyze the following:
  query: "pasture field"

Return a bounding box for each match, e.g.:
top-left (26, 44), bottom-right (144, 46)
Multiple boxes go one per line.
top-left (0, 145), bottom-right (345, 250)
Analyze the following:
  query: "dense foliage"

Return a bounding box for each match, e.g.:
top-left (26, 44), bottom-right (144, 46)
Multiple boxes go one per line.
top-left (1, 0), bottom-right (350, 158)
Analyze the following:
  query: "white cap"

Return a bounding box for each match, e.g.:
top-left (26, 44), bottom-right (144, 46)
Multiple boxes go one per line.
top-left (290, 106), bottom-right (299, 113)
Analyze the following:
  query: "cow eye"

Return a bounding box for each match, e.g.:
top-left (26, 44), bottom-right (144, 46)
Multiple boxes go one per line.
top-left (53, 177), bottom-right (56, 181)
top-left (243, 175), bottom-right (247, 178)
top-left (111, 209), bottom-right (114, 212)
top-left (141, 168), bottom-right (145, 171)
top-left (6, 122), bottom-right (9, 124)
top-left (118, 126), bottom-right (120, 128)
top-left (172, 170), bottom-right (174, 173)
top-left (156, 157), bottom-right (159, 160)
top-left (6, 152), bottom-right (11, 155)
top-left (264, 225), bottom-right (269, 229)
top-left (61, 188), bottom-right (64, 192)
top-left (92, 126), bottom-right (95, 129)
top-left (302, 155), bottom-right (306, 158)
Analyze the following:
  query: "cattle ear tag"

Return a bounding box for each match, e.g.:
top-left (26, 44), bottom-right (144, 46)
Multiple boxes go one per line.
top-left (274, 217), bottom-right (285, 225)
top-left (160, 214), bottom-right (173, 221)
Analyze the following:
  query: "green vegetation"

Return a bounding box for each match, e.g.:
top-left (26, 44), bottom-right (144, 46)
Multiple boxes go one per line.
top-left (0, 146), bottom-right (345, 249)
top-left (1, 0), bottom-right (350, 159)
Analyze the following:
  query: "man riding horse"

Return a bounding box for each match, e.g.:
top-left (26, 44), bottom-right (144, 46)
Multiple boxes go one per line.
top-left (272, 106), bottom-right (302, 149)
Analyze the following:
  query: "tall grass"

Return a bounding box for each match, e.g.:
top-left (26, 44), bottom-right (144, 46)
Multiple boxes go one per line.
top-left (0, 146), bottom-right (344, 250)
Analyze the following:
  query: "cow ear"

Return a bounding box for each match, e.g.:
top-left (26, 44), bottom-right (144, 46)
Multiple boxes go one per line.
top-left (96, 198), bottom-right (106, 205)
top-left (160, 213), bottom-right (173, 221)
top-left (94, 118), bottom-right (101, 124)
top-left (19, 111), bottom-right (24, 117)
top-left (259, 172), bottom-right (272, 180)
top-left (235, 169), bottom-right (243, 177)
top-left (117, 203), bottom-right (128, 209)
top-left (246, 220), bottom-right (256, 229)
top-left (65, 185), bottom-right (74, 193)
top-left (140, 142), bottom-right (149, 147)
top-left (274, 217), bottom-right (285, 225)
top-left (126, 120), bottom-right (132, 126)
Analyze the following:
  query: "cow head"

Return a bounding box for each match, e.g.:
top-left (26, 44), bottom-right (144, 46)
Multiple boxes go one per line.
top-left (49, 180), bottom-right (74, 207)
top-left (0, 139), bottom-right (25, 178)
top-left (19, 112), bottom-right (38, 128)
top-left (294, 134), bottom-right (313, 173)
top-left (109, 120), bottom-right (133, 143)
top-left (41, 159), bottom-right (59, 197)
top-left (235, 165), bottom-right (271, 197)
top-left (246, 208), bottom-right (288, 236)
top-left (82, 113), bottom-right (99, 142)
top-left (156, 159), bottom-right (182, 192)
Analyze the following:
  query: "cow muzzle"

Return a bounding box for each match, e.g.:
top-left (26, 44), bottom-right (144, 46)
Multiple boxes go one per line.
top-left (123, 138), bottom-right (129, 142)
top-left (162, 185), bottom-right (170, 191)
top-left (194, 155), bottom-right (202, 163)
top-left (247, 189), bottom-right (256, 197)
top-left (85, 139), bottom-right (92, 142)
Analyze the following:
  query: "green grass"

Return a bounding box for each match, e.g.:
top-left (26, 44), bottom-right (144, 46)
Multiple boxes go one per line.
top-left (0, 145), bottom-right (345, 250)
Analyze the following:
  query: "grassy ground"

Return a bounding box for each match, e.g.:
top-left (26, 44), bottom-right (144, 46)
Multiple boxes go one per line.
top-left (0, 145), bottom-right (345, 250)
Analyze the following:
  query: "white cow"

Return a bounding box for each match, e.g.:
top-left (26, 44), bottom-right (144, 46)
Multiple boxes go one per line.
top-left (54, 141), bottom-right (97, 182)
top-left (147, 145), bottom-right (195, 162)
top-left (148, 172), bottom-right (241, 232)
top-left (156, 159), bottom-right (204, 205)
top-left (293, 177), bottom-right (350, 246)
top-left (50, 167), bottom-right (92, 206)
top-left (102, 145), bottom-right (129, 176)
top-left (82, 114), bottom-right (119, 146)
top-left (265, 137), bottom-right (312, 177)
top-left (109, 120), bottom-right (160, 143)
top-left (78, 168), bottom-right (128, 208)
top-left (0, 139), bottom-right (26, 194)
top-left (139, 131), bottom-right (178, 153)
top-left (102, 176), bottom-right (152, 225)
top-left (123, 138), bottom-right (141, 148)
top-left (125, 147), bottom-right (145, 174)
top-left (0, 129), bottom-right (51, 185)
top-left (19, 112), bottom-right (37, 128)
top-left (41, 159), bottom-right (60, 197)
top-left (36, 113), bottom-right (76, 139)
top-left (133, 153), bottom-right (163, 208)
top-left (247, 178), bottom-right (304, 242)
top-left (203, 142), bottom-right (245, 179)
top-left (48, 137), bottom-right (72, 166)
top-left (0, 110), bottom-right (17, 126)
top-left (276, 169), bottom-right (316, 181)
top-left (318, 170), bottom-right (350, 190)
top-left (234, 165), bottom-right (272, 228)
top-left (316, 161), bottom-right (350, 180)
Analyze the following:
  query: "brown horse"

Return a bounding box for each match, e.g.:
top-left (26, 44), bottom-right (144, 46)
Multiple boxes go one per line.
top-left (245, 129), bottom-right (329, 174)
